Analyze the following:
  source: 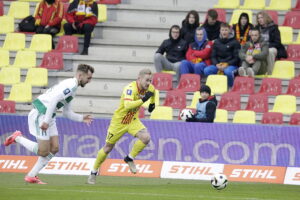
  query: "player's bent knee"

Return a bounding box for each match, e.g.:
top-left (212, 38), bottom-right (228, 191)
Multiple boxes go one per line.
top-left (51, 146), bottom-right (59, 154)
top-left (141, 134), bottom-right (151, 144)
top-left (38, 150), bottom-right (50, 157)
top-left (103, 143), bottom-right (114, 154)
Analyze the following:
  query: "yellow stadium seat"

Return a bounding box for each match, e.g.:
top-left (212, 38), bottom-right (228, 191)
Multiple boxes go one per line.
top-left (19, 0), bottom-right (41, 2)
top-left (2, 33), bottom-right (26, 51)
top-left (98, 4), bottom-right (107, 22)
top-left (0, 16), bottom-right (14, 34)
top-left (206, 75), bottom-right (227, 94)
top-left (143, 89), bottom-right (160, 108)
top-left (214, 109), bottom-right (228, 123)
top-left (28, 34), bottom-right (52, 52)
top-left (8, 2), bottom-right (30, 19)
top-left (233, 110), bottom-right (256, 124)
top-left (214, 0), bottom-right (239, 9)
top-left (270, 95), bottom-right (296, 115)
top-left (33, 3), bottom-right (40, 17)
top-left (161, 70), bottom-right (176, 75)
top-left (294, 31), bottom-right (300, 44)
top-left (230, 10), bottom-right (253, 25)
top-left (0, 67), bottom-right (20, 85)
top-left (187, 91), bottom-right (200, 109)
top-left (0, 49), bottom-right (9, 68)
top-left (11, 50), bottom-right (36, 69)
top-left (269, 61), bottom-right (295, 79)
top-left (239, 0), bottom-right (265, 9)
top-left (265, 0), bottom-right (291, 10)
top-left (25, 68), bottom-right (48, 87)
top-left (278, 26), bottom-right (293, 45)
top-left (6, 83), bottom-right (32, 103)
top-left (150, 106), bottom-right (173, 120)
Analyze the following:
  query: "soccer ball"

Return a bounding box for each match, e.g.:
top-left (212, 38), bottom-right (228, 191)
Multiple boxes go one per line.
top-left (180, 109), bottom-right (193, 121)
top-left (211, 173), bottom-right (228, 190)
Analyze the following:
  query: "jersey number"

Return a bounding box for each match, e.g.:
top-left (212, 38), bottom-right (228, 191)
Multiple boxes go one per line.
top-left (107, 132), bottom-right (114, 140)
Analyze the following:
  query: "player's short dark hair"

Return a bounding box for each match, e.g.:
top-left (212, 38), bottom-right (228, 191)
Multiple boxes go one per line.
top-left (207, 9), bottom-right (218, 20)
top-left (77, 64), bottom-right (94, 74)
top-left (220, 22), bottom-right (231, 29)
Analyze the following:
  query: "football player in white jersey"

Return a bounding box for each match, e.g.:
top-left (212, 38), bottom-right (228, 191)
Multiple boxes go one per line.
top-left (4, 64), bottom-right (94, 184)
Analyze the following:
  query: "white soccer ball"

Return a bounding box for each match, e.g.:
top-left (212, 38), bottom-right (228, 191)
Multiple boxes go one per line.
top-left (180, 109), bottom-right (193, 121)
top-left (211, 173), bottom-right (228, 190)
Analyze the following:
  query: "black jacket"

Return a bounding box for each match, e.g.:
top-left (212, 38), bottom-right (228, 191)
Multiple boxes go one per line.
top-left (180, 21), bottom-right (199, 45)
top-left (201, 20), bottom-right (222, 41)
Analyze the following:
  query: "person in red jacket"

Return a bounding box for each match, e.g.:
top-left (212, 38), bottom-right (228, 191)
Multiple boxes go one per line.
top-left (64, 0), bottom-right (98, 55)
top-left (179, 27), bottom-right (213, 77)
top-left (35, 0), bottom-right (64, 49)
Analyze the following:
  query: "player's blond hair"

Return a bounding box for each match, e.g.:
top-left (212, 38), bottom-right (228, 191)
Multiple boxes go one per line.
top-left (138, 68), bottom-right (152, 77)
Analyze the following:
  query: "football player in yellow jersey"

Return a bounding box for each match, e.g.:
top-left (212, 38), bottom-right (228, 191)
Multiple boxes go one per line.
top-left (87, 68), bottom-right (156, 184)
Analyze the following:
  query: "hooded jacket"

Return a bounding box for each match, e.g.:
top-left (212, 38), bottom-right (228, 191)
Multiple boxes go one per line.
top-left (156, 26), bottom-right (188, 63)
top-left (35, 0), bottom-right (63, 28)
top-left (232, 13), bottom-right (253, 45)
top-left (180, 20), bottom-right (200, 45)
top-left (201, 20), bottom-right (222, 41)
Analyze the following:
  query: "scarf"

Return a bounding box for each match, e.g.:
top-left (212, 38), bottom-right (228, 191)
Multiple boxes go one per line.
top-left (76, 0), bottom-right (94, 17)
top-left (236, 25), bottom-right (250, 45)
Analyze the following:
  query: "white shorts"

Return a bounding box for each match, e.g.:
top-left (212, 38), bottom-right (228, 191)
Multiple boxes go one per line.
top-left (28, 109), bottom-right (58, 140)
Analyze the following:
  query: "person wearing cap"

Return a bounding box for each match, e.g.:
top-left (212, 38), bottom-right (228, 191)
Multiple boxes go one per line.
top-left (186, 85), bottom-right (217, 123)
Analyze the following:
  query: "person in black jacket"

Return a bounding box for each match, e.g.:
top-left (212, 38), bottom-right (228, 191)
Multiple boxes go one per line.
top-left (256, 11), bottom-right (287, 74)
top-left (180, 10), bottom-right (200, 45)
top-left (204, 23), bottom-right (241, 87)
top-left (232, 12), bottom-right (253, 45)
top-left (186, 85), bottom-right (217, 123)
top-left (154, 25), bottom-right (188, 81)
top-left (201, 9), bottom-right (222, 41)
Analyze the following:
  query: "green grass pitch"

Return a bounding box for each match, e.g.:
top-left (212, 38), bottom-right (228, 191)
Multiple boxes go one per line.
top-left (0, 173), bottom-right (299, 200)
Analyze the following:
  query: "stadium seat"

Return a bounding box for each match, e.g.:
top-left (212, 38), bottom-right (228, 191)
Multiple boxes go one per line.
top-left (233, 110), bottom-right (256, 124)
top-left (0, 49), bottom-right (9, 68)
top-left (270, 95), bottom-right (296, 115)
top-left (289, 113), bottom-right (300, 125)
top-left (0, 67), bottom-right (21, 85)
top-left (11, 50), bottom-right (36, 69)
top-left (98, 0), bottom-right (121, 4)
top-left (0, 1), bottom-right (3, 16)
top-left (187, 91), bottom-right (200, 109)
top-left (245, 93), bottom-right (268, 113)
top-left (206, 75), bottom-right (227, 94)
top-left (163, 90), bottom-right (186, 109)
top-left (214, 0), bottom-right (239, 9)
top-left (8, 2), bottom-right (30, 19)
top-left (218, 92), bottom-right (241, 111)
top-left (292, 0), bottom-right (300, 11)
top-left (257, 78), bottom-right (282, 96)
top-left (152, 73), bottom-right (173, 91)
top-left (239, 0), bottom-right (265, 9)
top-left (214, 109), bottom-right (228, 123)
top-left (25, 68), bottom-right (48, 87)
top-left (6, 83), bottom-right (32, 103)
top-left (286, 78), bottom-right (300, 97)
top-left (230, 76), bottom-right (255, 94)
top-left (203, 8), bottom-right (226, 23)
top-left (28, 34), bottom-right (52, 52)
top-left (282, 11), bottom-right (300, 29)
top-left (176, 74), bottom-right (200, 92)
top-left (2, 33), bottom-right (26, 51)
top-left (178, 108), bottom-right (196, 120)
top-left (161, 70), bottom-right (176, 75)
top-left (278, 26), bottom-right (293, 45)
top-left (0, 84), bottom-right (3, 100)
top-left (261, 112), bottom-right (283, 125)
top-left (40, 51), bottom-right (64, 70)
top-left (294, 31), bottom-right (300, 45)
top-left (98, 4), bottom-right (107, 22)
top-left (142, 89), bottom-right (159, 108)
top-left (230, 10), bottom-right (253, 25)
top-left (0, 100), bottom-right (16, 113)
top-left (150, 106), bottom-right (173, 120)
top-left (0, 16), bottom-right (14, 34)
top-left (265, 0), bottom-right (291, 10)
top-left (266, 10), bottom-right (278, 24)
top-left (269, 60), bottom-right (295, 79)
top-left (286, 45), bottom-right (300, 61)
top-left (54, 35), bottom-right (79, 53)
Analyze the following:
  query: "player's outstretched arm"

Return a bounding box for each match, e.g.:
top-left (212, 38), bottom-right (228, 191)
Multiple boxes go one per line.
top-left (62, 103), bottom-right (84, 122)
top-left (83, 115), bottom-right (93, 126)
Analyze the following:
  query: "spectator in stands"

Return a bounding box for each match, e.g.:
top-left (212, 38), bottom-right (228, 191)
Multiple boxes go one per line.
top-left (35, 0), bottom-right (64, 49)
top-left (186, 85), bottom-right (217, 123)
top-left (64, 0), bottom-right (98, 55)
top-left (201, 9), bottom-right (222, 41)
top-left (204, 23), bottom-right (240, 87)
top-left (154, 25), bottom-right (188, 82)
top-left (179, 27), bottom-right (213, 77)
top-left (256, 11), bottom-right (287, 74)
top-left (239, 28), bottom-right (269, 77)
top-left (232, 12), bottom-right (253, 45)
top-left (180, 10), bottom-right (200, 45)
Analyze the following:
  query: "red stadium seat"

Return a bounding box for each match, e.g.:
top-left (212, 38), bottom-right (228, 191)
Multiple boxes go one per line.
top-left (266, 10), bottom-right (278, 24)
top-left (203, 8), bottom-right (226, 23)
top-left (245, 93), bottom-right (268, 113)
top-left (261, 112), bottom-right (283, 125)
top-left (152, 73), bottom-right (173, 91)
top-left (0, 84), bottom-right (4, 100)
top-left (289, 113), bottom-right (300, 125)
top-left (176, 74), bottom-right (200, 92)
top-left (178, 108), bottom-right (196, 120)
top-left (257, 78), bottom-right (282, 96)
top-left (54, 35), bottom-right (78, 53)
top-left (282, 11), bottom-right (300, 29)
top-left (163, 90), bottom-right (186, 109)
top-left (292, 0), bottom-right (300, 11)
top-left (97, 0), bottom-right (121, 4)
top-left (40, 51), bottom-right (64, 70)
top-left (286, 45), bottom-right (300, 61)
top-left (218, 92), bottom-right (240, 111)
top-left (286, 78), bottom-right (300, 97)
top-left (230, 76), bottom-right (255, 94)
top-left (0, 1), bottom-right (3, 16)
top-left (0, 100), bottom-right (16, 113)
